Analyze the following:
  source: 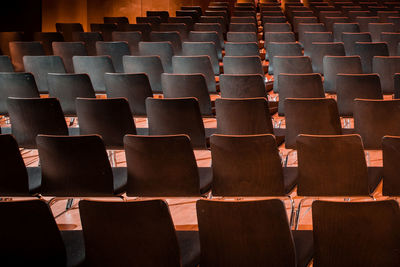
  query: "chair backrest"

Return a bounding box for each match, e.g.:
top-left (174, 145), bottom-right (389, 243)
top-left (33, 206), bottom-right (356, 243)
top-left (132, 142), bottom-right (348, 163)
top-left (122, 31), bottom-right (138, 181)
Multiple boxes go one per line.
top-left (199, 16), bottom-right (227, 34)
top-left (124, 134), bottom-right (202, 196)
top-left (229, 22), bottom-right (257, 33)
top-left (0, 72), bottom-right (40, 115)
top-left (293, 17), bottom-right (319, 33)
top-left (324, 16), bottom-right (349, 32)
top-left (147, 11), bottom-right (170, 22)
top-left (302, 32), bottom-right (333, 56)
top-left (354, 99), bottom-right (400, 149)
top-left (139, 41), bottom-right (174, 73)
top-left (112, 31), bottom-right (142, 55)
top-left (219, 74), bottom-right (267, 98)
top-left (333, 22), bottom-right (360, 42)
top-left (264, 32), bottom-right (296, 48)
top-left (310, 42), bottom-right (345, 74)
top-left (76, 98), bottom-right (136, 149)
top-left (383, 136), bottom-right (400, 196)
top-left (182, 41), bottom-right (219, 75)
top-left (277, 73), bottom-right (325, 116)
top-left (52, 42), bottom-right (87, 73)
top-left (0, 55), bottom-right (13, 72)
top-left (336, 74), bottom-right (383, 117)
top-left (368, 22), bottom-right (395, 42)
top-left (79, 199), bottom-right (182, 266)
top-left (136, 17), bottom-right (161, 30)
top-left (297, 134), bottom-right (371, 196)
top-left (312, 200), bottom-right (400, 266)
top-left (226, 32), bottom-right (258, 42)
top-left (96, 41), bottom-right (130, 73)
top-left (285, 98), bottom-right (342, 149)
top-left (211, 134), bottom-right (288, 196)
top-left (123, 55), bottom-right (164, 93)
top-left (172, 55), bottom-right (216, 93)
top-left (193, 22), bottom-right (224, 48)
top-left (150, 31), bottom-right (182, 55)
top-left (354, 42), bottom-right (389, 73)
top-left (395, 73), bottom-right (400, 99)
top-left (117, 24), bottom-right (151, 41)
top-left (23, 55), bottom-right (66, 94)
top-left (323, 55), bottom-right (363, 93)
top-left (263, 22), bottom-right (292, 32)
top-left (37, 134), bottom-right (118, 197)
top-left (162, 73), bottom-right (212, 116)
top-left (215, 98), bottom-right (274, 135)
top-left (381, 32), bottom-right (400, 56)
top-left (224, 42), bottom-right (259, 57)
top-left (9, 41), bottom-right (45, 72)
top-left (47, 73), bottom-right (96, 116)
top-left (55, 23), bottom-right (84, 41)
top-left (188, 31), bottom-right (222, 60)
top-left (267, 42), bottom-right (302, 74)
top-left (104, 73), bottom-right (153, 116)
top-left (159, 23), bottom-right (189, 40)
top-left (33, 32), bottom-right (64, 55)
top-left (74, 32), bottom-right (103, 56)
top-left (354, 16), bottom-right (380, 32)
top-left (297, 22), bottom-right (326, 46)
top-left (372, 56), bottom-right (400, 94)
top-left (0, 32), bottom-right (23, 56)
top-left (169, 16), bottom-right (195, 30)
top-left (7, 97), bottom-right (68, 149)
top-left (73, 55), bottom-right (115, 93)
top-left (342, 32), bottom-right (372, 56)
top-left (90, 23), bottom-right (117, 41)
top-left (0, 200), bottom-right (67, 266)
top-left (196, 199), bottom-right (297, 266)
top-left (262, 16), bottom-right (287, 24)
top-left (223, 56), bottom-right (264, 77)
top-left (146, 97), bottom-right (207, 149)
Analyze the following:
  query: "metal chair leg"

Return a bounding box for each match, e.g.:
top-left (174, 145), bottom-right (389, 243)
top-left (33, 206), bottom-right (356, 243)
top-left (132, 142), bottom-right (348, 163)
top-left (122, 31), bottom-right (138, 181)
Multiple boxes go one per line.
top-left (295, 198), bottom-right (306, 230)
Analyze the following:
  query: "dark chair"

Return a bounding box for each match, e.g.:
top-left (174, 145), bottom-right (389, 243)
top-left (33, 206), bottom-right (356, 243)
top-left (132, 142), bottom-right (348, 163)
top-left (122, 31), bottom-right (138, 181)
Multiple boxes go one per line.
top-left (310, 42), bottom-right (345, 74)
top-left (52, 42), bottom-right (87, 73)
top-left (324, 16), bottom-right (350, 32)
top-left (9, 41), bottom-right (45, 72)
top-left (104, 73), bottom-right (153, 116)
top-left (159, 23), bottom-right (189, 41)
top-left (387, 17), bottom-right (400, 32)
top-left (146, 97), bottom-right (213, 149)
top-left (112, 31), bottom-right (142, 55)
top-left (0, 200), bottom-right (85, 266)
top-left (372, 56), bottom-right (400, 94)
top-left (219, 74), bottom-right (268, 98)
top-left (7, 97), bottom-right (69, 149)
top-left (182, 42), bottom-right (219, 75)
top-left (96, 41), bottom-right (130, 73)
top-left (226, 32), bottom-right (258, 42)
top-left (117, 24), bottom-right (151, 41)
top-left (262, 16), bottom-right (287, 24)
top-left (23, 55), bottom-right (66, 93)
top-left (297, 23), bottom-right (326, 47)
top-left (229, 23), bottom-right (257, 33)
top-left (79, 199), bottom-right (200, 267)
top-left (368, 22), bottom-right (395, 42)
top-left (0, 72), bottom-right (39, 115)
top-left (223, 56), bottom-right (265, 79)
top-left (188, 31), bottom-right (222, 60)
top-left (37, 134), bottom-right (126, 197)
top-left (0, 31), bottom-right (23, 56)
top-left (293, 17), bottom-right (319, 34)
top-left (162, 73), bottom-right (213, 116)
top-left (342, 32), bottom-right (372, 56)
top-left (55, 23), bottom-right (84, 42)
top-left (104, 16), bottom-right (129, 25)
top-left (354, 42), bottom-right (389, 73)
top-left (76, 98), bottom-right (137, 149)
top-left (199, 16), bottom-right (227, 34)
top-left (277, 73), bottom-right (325, 116)
top-left (332, 22), bottom-right (360, 42)
top-left (47, 73), bottom-right (96, 116)
top-left (123, 55), bottom-right (164, 93)
top-left (151, 31), bottom-right (182, 55)
top-left (285, 98), bottom-right (343, 149)
top-left (354, 16), bottom-right (380, 32)
top-left (124, 134), bottom-right (212, 196)
top-left (302, 32), bottom-right (333, 56)
top-left (267, 42), bottom-right (302, 75)
top-left (33, 32), bottom-right (64, 55)
top-left (336, 74), bottom-right (383, 117)
top-left (73, 32), bottom-right (103, 56)
top-left (136, 16), bottom-right (162, 30)
top-left (381, 32), bottom-right (400, 56)
top-left (378, 11), bottom-right (399, 22)
top-left (193, 22), bottom-right (224, 48)
top-left (231, 16), bottom-right (257, 24)
top-left (312, 200), bottom-right (400, 267)
top-left (395, 73), bottom-right (400, 98)
top-left (323, 55), bottom-right (363, 93)
top-left (0, 55), bottom-right (14, 72)
top-left (264, 32), bottom-right (297, 60)
top-left (197, 199), bottom-right (313, 267)
top-left (169, 16), bottom-right (195, 31)
top-left (147, 11), bottom-right (169, 23)
top-left (90, 23), bottom-right (117, 42)
top-left (225, 42), bottom-right (259, 57)
top-left (73, 55), bottom-right (115, 93)
top-left (263, 22), bottom-right (292, 33)
top-left (354, 99), bottom-right (400, 149)
top-left (139, 41), bottom-right (174, 73)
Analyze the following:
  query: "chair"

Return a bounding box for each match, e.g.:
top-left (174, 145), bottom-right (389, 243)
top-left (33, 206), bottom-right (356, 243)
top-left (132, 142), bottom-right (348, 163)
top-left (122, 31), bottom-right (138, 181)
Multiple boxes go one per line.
top-left (302, 32), bottom-right (333, 56)
top-left (336, 74), bottom-right (383, 117)
top-left (0, 200), bottom-right (85, 266)
top-left (146, 97), bottom-right (212, 149)
top-left (151, 31), bottom-right (182, 55)
top-left (55, 23), bottom-right (84, 42)
top-left (333, 22), bottom-right (360, 42)
top-left (182, 42), bottom-right (219, 75)
top-left (159, 23), bottom-right (189, 40)
top-left (124, 135), bottom-right (211, 196)
top-left (219, 74), bottom-right (268, 98)
top-left (162, 73), bottom-right (213, 116)
top-left (229, 23), bottom-right (257, 33)
top-left (395, 73), bottom-right (400, 98)
top-left (37, 134), bottom-right (126, 197)
top-left (223, 56), bottom-right (265, 82)
top-left (76, 98), bottom-right (138, 149)
top-left (104, 73), bottom-right (153, 116)
top-left (73, 32), bottom-right (103, 56)
top-left (383, 136), bottom-right (400, 196)
top-left (136, 17), bottom-right (161, 30)
top-left (263, 22), bottom-right (292, 33)
top-left (342, 32), bottom-right (372, 56)
top-left (0, 73), bottom-right (40, 115)
top-left (293, 17), bottom-right (319, 33)
top-left (262, 16), bottom-right (287, 24)
top-left (73, 55), bottom-right (115, 93)
top-left (0, 134), bottom-right (41, 196)
top-left (354, 99), bottom-right (400, 149)
top-left (199, 16), bottom-right (227, 34)
top-left (139, 41), bottom-right (174, 73)
top-left (273, 56), bottom-right (313, 93)
top-left (310, 42), bottom-right (345, 74)
top-left (112, 31), bottom-right (142, 55)
top-left (193, 23), bottom-right (224, 48)
top-left (169, 16), bottom-right (195, 30)
top-left (225, 42), bottom-right (259, 58)
top-left (312, 200), bottom-right (400, 267)
top-left (278, 73), bottom-right (325, 116)
top-left (188, 31), bottom-right (222, 60)
top-left (285, 98), bottom-right (343, 149)
top-left (147, 11), bottom-right (169, 23)
top-left (7, 98), bottom-right (69, 149)
top-left (117, 24), bottom-right (151, 41)
top-left (348, 11), bottom-right (372, 22)
top-left (226, 32), bottom-right (258, 42)
top-left (79, 199), bottom-right (200, 267)
top-left (172, 55), bottom-right (216, 93)
top-left (52, 42), bottom-right (87, 73)
top-left (381, 32), bottom-right (400, 56)
top-left (231, 16), bottom-right (257, 24)
top-left (196, 199), bottom-right (313, 267)
top-left (354, 16), bottom-right (380, 32)
top-left (378, 11), bottom-right (399, 22)
top-left (90, 23), bottom-right (117, 41)
top-left (0, 55), bottom-right (14, 72)
top-left (372, 56), bottom-right (400, 94)
top-left (176, 10), bottom-right (200, 22)
top-left (297, 23), bottom-right (326, 47)
top-left (387, 17), bottom-right (400, 32)
top-left (104, 16), bottom-right (129, 25)
top-left (123, 55), bottom-right (164, 93)
top-left (47, 73), bottom-right (96, 116)
top-left (23, 56), bottom-right (66, 94)
top-left (96, 41), bottom-right (130, 73)
top-left (266, 42), bottom-right (302, 75)
top-left (0, 32), bottom-right (23, 56)
top-left (368, 23), bottom-right (395, 42)
top-left (9, 41), bottom-right (45, 72)
top-left (323, 56), bottom-right (363, 93)
top-left (324, 17), bottom-right (349, 32)
top-left (354, 42), bottom-right (389, 73)
top-left (33, 32), bottom-right (64, 55)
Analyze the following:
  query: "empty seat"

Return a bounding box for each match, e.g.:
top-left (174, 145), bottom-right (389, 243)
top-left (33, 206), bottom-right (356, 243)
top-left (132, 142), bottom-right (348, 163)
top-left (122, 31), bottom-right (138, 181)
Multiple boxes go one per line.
top-left (378, 11), bottom-right (399, 22)
top-left (104, 16), bottom-right (129, 25)
top-left (199, 16), bottom-right (227, 34)
top-left (52, 42), bottom-right (87, 73)
top-left (74, 32), bottom-right (103, 56)
top-left (188, 31), bottom-right (222, 60)
top-left (112, 31), bottom-right (142, 55)
top-left (55, 23), bottom-right (84, 42)
top-left (297, 23), bottom-right (326, 47)
top-left (354, 42), bottom-right (389, 73)
top-left (333, 22), bottom-right (360, 42)
top-left (354, 16), bottom-right (380, 32)
top-left (33, 32), bottom-right (64, 55)
top-left (342, 32), bottom-right (372, 56)
top-left (117, 24), bottom-right (151, 41)
top-left (267, 42), bottom-right (302, 75)
top-left (310, 42), bottom-right (345, 74)
top-left (223, 56), bottom-right (265, 81)
top-left (96, 41), bottom-right (130, 73)
top-left (182, 42), bottom-right (219, 75)
top-left (139, 41), bottom-right (174, 73)
top-left (263, 22), bottom-right (292, 33)
top-left (293, 17), bottom-right (319, 33)
top-left (231, 16), bottom-right (257, 24)
top-left (136, 16), bottom-right (162, 30)
top-left (373, 56), bottom-right (400, 94)
top-left (193, 22), bottom-right (224, 48)
top-left (226, 32), bottom-right (258, 42)
top-left (159, 23), bottom-right (189, 40)
top-left (0, 32), bottom-right (23, 56)
top-left (224, 42), bottom-right (259, 57)
top-left (229, 23), bottom-right (257, 33)
top-left (151, 31), bottom-right (182, 55)
top-left (381, 32), bottom-right (400, 56)
top-left (324, 17), bottom-right (349, 32)
top-left (147, 11), bottom-right (169, 23)
top-left (368, 23), bottom-right (395, 42)
top-left (302, 32), bottom-right (333, 56)
top-left (262, 16), bottom-right (287, 24)
top-left (0, 55), bottom-right (13, 72)
top-left (91, 23), bottom-right (117, 41)
top-left (169, 16), bottom-right (195, 30)
top-left (219, 74), bottom-right (268, 98)
top-left (9, 41), bottom-right (45, 72)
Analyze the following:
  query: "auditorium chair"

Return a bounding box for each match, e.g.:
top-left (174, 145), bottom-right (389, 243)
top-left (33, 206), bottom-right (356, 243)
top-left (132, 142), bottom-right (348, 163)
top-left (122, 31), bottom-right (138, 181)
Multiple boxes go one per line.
top-left (136, 17), bottom-right (162, 30)
top-left (293, 17), bottom-right (318, 34)
top-left (176, 10), bottom-right (200, 22)
top-left (159, 23), bottom-right (189, 41)
top-left (266, 42), bottom-right (302, 75)
top-left (224, 42), bottom-right (260, 57)
top-left (297, 23), bottom-right (326, 47)
top-left (378, 11), bottom-right (399, 22)
top-left (230, 16), bottom-right (257, 24)
top-left (226, 31), bottom-right (258, 42)
top-left (52, 42), bottom-right (87, 73)
top-left (139, 41), bottom-right (173, 73)
top-left (302, 32), bottom-right (333, 57)
top-left (0, 55), bottom-right (14, 71)
top-left (354, 16), bottom-right (379, 32)
top-left (150, 31), bottom-right (182, 54)
top-left (104, 16), bottom-right (129, 25)
top-left (309, 42), bottom-right (345, 74)
top-left (387, 17), bottom-right (400, 31)
top-left (368, 22), bottom-right (395, 42)
top-left (372, 56), bottom-right (400, 95)
top-left (188, 31), bottom-right (222, 60)
top-left (332, 22), bottom-right (360, 42)
top-left (263, 22), bottom-right (292, 33)
top-left (193, 22), bottom-right (224, 48)
top-left (223, 56), bottom-right (265, 82)
top-left (90, 23), bottom-right (117, 41)
top-left (199, 16), bottom-right (227, 34)
top-left (55, 22), bottom-right (84, 42)
top-left (324, 16), bottom-right (349, 32)
top-left (147, 11), bottom-right (169, 23)
top-left (73, 32), bottom-right (103, 56)
top-left (116, 23), bottom-right (151, 41)
top-left (169, 16), bottom-right (195, 30)
top-left (229, 22), bottom-right (257, 33)
top-left (111, 31), bottom-right (142, 55)
top-left (33, 32), bottom-right (64, 55)
top-left (380, 32), bottom-right (400, 56)
top-left (9, 41), bottom-right (45, 71)
top-left (95, 41), bottom-right (130, 73)
top-left (382, 136), bottom-right (400, 196)
top-left (262, 16), bottom-right (287, 24)
top-left (342, 32), bottom-right (372, 56)
top-left (264, 32), bottom-right (296, 60)
top-left (182, 42), bottom-right (219, 75)
top-left (354, 42), bottom-right (389, 73)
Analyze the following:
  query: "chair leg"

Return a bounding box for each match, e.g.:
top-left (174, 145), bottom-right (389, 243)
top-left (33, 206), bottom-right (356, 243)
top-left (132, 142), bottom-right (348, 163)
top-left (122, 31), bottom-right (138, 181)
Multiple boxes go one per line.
top-left (295, 198), bottom-right (306, 230)
top-left (66, 198), bottom-right (74, 210)
top-left (288, 195), bottom-right (295, 229)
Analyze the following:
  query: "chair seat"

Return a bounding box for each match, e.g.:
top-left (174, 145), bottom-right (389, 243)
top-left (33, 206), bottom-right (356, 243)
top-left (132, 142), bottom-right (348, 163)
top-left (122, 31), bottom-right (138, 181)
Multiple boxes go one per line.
top-left (283, 167), bottom-right (297, 194)
top-left (198, 167), bottom-right (213, 195)
top-left (27, 167), bottom-right (42, 195)
top-left (368, 166), bottom-right (382, 194)
top-left (176, 230), bottom-right (201, 267)
top-left (112, 167), bottom-right (127, 195)
top-left (292, 230), bottom-right (314, 267)
top-left (60, 230), bottom-right (85, 267)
